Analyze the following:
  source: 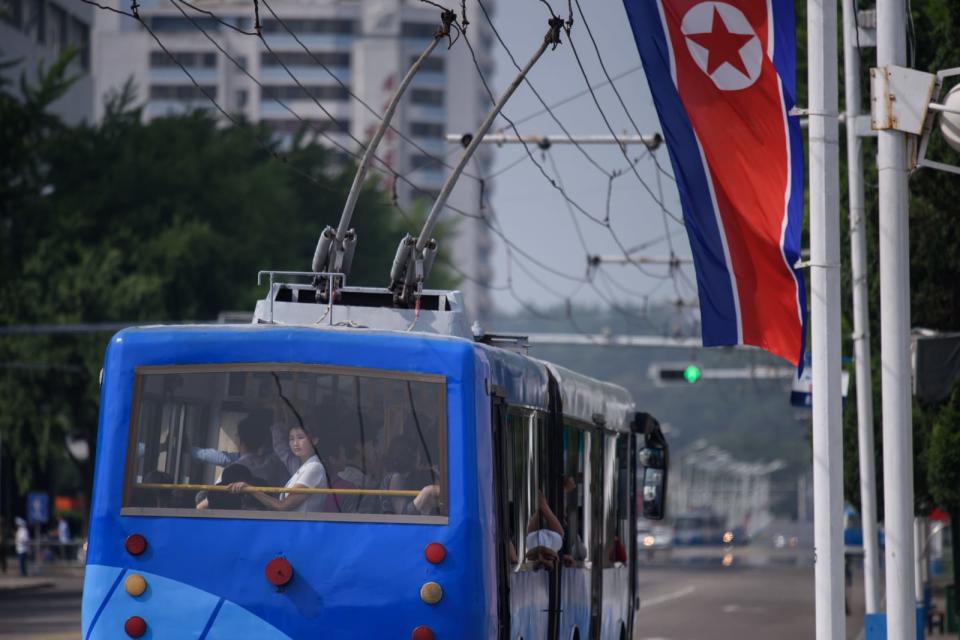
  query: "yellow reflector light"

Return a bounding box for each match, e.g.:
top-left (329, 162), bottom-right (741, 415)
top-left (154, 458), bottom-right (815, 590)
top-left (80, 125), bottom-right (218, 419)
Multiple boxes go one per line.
top-left (722, 531), bottom-right (734, 544)
top-left (125, 574), bottom-right (147, 597)
top-left (420, 581), bottom-right (443, 605)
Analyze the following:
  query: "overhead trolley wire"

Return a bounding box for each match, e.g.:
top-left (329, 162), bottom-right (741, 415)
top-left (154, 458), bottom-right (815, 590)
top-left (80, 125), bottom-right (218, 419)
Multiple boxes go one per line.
top-left (164, 0), bottom-right (484, 232)
top-left (84, 0), bottom-right (682, 326)
top-left (86, 1), bottom-right (349, 200)
top-left (473, 0), bottom-right (613, 180)
top-left (258, 0), bottom-right (484, 184)
top-left (562, 18), bottom-right (684, 228)
top-left (511, 64), bottom-right (643, 126)
top-left (571, 0), bottom-right (677, 196)
top-left (465, 0), bottom-right (684, 285)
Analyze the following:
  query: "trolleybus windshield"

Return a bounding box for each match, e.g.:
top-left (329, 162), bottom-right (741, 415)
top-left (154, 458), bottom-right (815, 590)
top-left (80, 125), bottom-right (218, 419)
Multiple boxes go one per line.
top-left (122, 364), bottom-right (447, 523)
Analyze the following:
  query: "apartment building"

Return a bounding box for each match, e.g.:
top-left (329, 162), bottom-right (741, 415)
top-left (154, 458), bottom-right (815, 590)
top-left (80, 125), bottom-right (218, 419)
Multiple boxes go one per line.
top-left (93, 0), bottom-right (496, 317)
top-left (1, 0), bottom-right (94, 123)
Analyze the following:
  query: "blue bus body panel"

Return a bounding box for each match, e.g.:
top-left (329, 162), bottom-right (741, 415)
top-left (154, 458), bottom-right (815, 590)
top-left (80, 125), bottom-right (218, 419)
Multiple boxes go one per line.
top-left (84, 326), bottom-right (493, 639)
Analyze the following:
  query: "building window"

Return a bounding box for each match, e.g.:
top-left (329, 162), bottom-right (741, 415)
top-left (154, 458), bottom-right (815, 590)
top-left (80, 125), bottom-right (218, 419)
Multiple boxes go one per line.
top-left (410, 88), bottom-right (443, 107)
top-left (46, 2), bottom-right (66, 52)
top-left (262, 118), bottom-right (350, 135)
top-left (260, 51), bottom-right (350, 68)
top-left (260, 18), bottom-right (355, 35)
top-left (410, 122), bottom-right (444, 138)
top-left (25, 0), bottom-right (44, 43)
top-left (410, 154), bottom-right (442, 171)
top-left (149, 51), bottom-right (218, 69)
top-left (149, 84), bottom-right (217, 100)
top-left (70, 17), bottom-right (89, 70)
top-left (147, 16), bottom-right (220, 32)
top-left (263, 85), bottom-right (349, 101)
top-left (412, 56), bottom-right (444, 73)
top-left (235, 89), bottom-right (248, 108)
top-left (0, 0), bottom-right (23, 29)
top-left (401, 21), bottom-right (436, 39)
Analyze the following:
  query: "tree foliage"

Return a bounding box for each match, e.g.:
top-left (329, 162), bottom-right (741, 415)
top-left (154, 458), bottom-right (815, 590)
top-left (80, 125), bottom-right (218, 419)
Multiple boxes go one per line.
top-left (836, 0), bottom-right (960, 521)
top-left (0, 54), bottom-right (457, 497)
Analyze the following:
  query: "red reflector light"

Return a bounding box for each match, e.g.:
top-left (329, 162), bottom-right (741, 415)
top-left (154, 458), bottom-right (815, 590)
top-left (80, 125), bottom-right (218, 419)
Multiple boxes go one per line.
top-left (124, 615), bottom-right (147, 638)
top-left (412, 625), bottom-right (435, 640)
top-left (424, 542), bottom-right (446, 565)
top-left (124, 534), bottom-right (147, 556)
top-left (265, 557), bottom-right (294, 587)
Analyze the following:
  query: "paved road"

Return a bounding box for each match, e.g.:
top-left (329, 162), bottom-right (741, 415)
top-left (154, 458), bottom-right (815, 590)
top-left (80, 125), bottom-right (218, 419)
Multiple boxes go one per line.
top-left (634, 547), bottom-right (867, 640)
top-left (0, 551), bottom-right (871, 639)
top-left (0, 569), bottom-right (82, 640)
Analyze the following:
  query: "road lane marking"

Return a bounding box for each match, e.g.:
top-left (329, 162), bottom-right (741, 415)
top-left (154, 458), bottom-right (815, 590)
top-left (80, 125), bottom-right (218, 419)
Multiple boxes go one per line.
top-left (639, 585), bottom-right (696, 608)
top-left (721, 603), bottom-right (766, 614)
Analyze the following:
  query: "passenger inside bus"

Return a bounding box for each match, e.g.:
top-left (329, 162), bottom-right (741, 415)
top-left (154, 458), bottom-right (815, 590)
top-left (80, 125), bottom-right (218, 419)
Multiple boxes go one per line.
top-left (192, 411), bottom-right (288, 509)
top-left (320, 419), bottom-right (376, 513)
top-left (229, 423), bottom-right (328, 512)
top-left (561, 475), bottom-right (588, 566)
top-left (524, 490), bottom-right (565, 572)
top-left (206, 464), bottom-right (266, 511)
top-left (375, 425), bottom-right (442, 516)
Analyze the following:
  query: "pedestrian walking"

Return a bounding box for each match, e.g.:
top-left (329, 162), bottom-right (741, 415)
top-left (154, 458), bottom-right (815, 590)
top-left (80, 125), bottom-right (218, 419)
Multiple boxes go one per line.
top-left (14, 517), bottom-right (29, 577)
top-left (57, 517), bottom-right (71, 562)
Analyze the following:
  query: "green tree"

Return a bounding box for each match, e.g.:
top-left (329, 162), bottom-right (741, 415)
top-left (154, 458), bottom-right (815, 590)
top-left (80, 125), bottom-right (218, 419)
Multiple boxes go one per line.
top-left (837, 0), bottom-right (960, 510)
top-left (0, 54), bottom-right (458, 511)
top-left (927, 384), bottom-right (960, 620)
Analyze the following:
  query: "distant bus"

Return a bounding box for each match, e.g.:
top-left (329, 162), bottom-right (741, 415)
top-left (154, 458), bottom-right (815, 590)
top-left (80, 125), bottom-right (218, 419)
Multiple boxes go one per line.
top-left (672, 511), bottom-right (729, 546)
top-left (81, 284), bottom-right (668, 639)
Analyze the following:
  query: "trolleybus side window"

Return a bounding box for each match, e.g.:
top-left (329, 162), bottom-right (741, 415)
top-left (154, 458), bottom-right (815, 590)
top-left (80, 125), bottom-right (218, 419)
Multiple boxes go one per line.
top-left (123, 365), bottom-right (447, 522)
top-left (602, 434), bottom-right (628, 567)
top-left (503, 409), bottom-right (560, 571)
top-left (561, 425), bottom-right (591, 566)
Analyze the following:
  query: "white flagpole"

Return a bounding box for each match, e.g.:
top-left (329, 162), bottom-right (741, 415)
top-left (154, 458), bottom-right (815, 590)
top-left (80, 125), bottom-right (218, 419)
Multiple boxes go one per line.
top-left (841, 0), bottom-right (881, 614)
top-left (807, 0), bottom-right (846, 637)
top-left (876, 0), bottom-right (917, 635)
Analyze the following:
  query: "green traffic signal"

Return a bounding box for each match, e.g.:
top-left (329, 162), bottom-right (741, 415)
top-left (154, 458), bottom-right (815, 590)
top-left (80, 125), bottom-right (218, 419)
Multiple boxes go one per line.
top-left (683, 365), bottom-right (702, 384)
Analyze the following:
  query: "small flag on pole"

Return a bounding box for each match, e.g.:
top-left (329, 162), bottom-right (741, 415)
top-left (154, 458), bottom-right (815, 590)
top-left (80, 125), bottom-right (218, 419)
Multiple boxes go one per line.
top-left (622, 0), bottom-right (806, 365)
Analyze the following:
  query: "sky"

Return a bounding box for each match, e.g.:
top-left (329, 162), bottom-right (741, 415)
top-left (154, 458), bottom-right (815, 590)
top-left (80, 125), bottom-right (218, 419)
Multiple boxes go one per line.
top-left (477, 0), bottom-right (695, 314)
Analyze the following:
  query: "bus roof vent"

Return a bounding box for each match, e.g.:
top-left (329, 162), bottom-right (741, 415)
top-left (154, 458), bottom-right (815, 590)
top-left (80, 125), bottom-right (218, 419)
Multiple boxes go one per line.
top-left (252, 271), bottom-right (472, 338)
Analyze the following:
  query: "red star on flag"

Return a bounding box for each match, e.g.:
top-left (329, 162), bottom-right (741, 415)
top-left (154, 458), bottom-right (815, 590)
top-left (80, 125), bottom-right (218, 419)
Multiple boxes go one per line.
top-left (686, 7), bottom-right (755, 77)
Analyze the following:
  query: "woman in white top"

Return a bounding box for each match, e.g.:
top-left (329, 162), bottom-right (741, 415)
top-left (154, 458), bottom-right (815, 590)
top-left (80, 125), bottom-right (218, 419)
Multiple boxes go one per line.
top-left (229, 424), bottom-right (328, 512)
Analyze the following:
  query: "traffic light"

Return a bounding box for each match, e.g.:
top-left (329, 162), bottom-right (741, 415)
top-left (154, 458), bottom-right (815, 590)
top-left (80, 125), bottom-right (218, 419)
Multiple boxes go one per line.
top-left (651, 363), bottom-right (703, 385)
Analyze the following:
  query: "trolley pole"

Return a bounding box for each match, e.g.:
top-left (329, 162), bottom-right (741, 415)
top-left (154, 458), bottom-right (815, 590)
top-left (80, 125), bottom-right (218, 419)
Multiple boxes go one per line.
top-left (842, 0), bottom-right (881, 615)
top-left (807, 0), bottom-right (845, 637)
top-left (876, 0), bottom-right (917, 635)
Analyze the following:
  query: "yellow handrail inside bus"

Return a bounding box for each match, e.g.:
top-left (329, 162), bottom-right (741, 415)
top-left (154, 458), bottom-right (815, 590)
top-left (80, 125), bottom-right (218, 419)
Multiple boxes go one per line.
top-left (135, 482), bottom-right (422, 497)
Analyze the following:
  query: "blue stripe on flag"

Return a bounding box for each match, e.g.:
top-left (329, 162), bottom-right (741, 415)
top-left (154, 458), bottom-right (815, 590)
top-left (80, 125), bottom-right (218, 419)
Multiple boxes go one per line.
top-left (623, 0), bottom-right (740, 346)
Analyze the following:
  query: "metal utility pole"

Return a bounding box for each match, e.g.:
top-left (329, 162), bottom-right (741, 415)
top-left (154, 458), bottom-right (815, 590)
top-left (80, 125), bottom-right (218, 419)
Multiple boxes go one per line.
top-left (842, 0), bottom-right (881, 615)
top-left (808, 0), bottom-right (845, 637)
top-left (876, 0), bottom-right (917, 635)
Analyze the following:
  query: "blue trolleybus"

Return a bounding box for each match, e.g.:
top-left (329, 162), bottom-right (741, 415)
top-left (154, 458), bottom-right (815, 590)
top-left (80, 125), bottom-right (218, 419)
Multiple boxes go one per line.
top-left (81, 279), bottom-right (669, 640)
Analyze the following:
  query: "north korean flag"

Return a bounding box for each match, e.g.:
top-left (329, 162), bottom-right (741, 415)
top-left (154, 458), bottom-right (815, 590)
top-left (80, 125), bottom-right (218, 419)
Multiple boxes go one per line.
top-left (623, 0), bottom-right (806, 365)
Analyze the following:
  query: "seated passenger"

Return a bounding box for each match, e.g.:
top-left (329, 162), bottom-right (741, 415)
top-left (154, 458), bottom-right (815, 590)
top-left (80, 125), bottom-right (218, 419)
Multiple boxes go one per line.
top-left (204, 464), bottom-right (266, 511)
top-left (192, 410), bottom-right (288, 488)
top-left (229, 423), bottom-right (328, 512)
top-left (319, 422), bottom-right (361, 513)
top-left (379, 435), bottom-right (418, 514)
